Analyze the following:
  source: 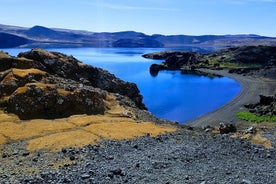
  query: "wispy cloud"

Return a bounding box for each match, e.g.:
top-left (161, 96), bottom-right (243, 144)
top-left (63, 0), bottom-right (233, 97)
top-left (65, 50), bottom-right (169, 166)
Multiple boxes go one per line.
top-left (94, 2), bottom-right (179, 12)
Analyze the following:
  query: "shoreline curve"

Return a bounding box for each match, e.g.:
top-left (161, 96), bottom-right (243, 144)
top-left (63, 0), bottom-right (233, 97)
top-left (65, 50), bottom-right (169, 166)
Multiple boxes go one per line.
top-left (186, 69), bottom-right (276, 127)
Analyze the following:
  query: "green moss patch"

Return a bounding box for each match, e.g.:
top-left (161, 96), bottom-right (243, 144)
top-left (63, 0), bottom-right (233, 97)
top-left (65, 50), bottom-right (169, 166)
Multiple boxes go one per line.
top-left (236, 111), bottom-right (276, 123)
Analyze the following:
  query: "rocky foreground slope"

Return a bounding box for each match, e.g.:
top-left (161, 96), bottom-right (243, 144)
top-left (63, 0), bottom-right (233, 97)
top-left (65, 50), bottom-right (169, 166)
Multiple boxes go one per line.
top-left (0, 47), bottom-right (275, 183)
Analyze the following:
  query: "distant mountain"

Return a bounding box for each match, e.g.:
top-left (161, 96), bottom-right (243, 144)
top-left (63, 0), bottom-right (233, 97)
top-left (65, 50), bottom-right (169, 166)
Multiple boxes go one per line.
top-left (0, 24), bottom-right (276, 48)
top-left (0, 32), bottom-right (30, 48)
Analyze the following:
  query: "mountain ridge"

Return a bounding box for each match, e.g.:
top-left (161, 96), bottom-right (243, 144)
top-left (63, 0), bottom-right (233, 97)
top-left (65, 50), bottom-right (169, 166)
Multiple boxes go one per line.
top-left (0, 24), bottom-right (276, 48)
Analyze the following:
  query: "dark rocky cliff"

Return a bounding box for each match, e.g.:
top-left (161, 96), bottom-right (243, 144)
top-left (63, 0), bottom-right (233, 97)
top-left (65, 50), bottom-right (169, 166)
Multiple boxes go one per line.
top-left (143, 45), bottom-right (276, 75)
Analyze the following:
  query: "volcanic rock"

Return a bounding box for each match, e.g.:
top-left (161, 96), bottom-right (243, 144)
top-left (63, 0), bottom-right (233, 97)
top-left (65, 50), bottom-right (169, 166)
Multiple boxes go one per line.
top-left (244, 95), bottom-right (276, 116)
top-left (0, 48), bottom-right (147, 119)
top-left (18, 49), bottom-right (146, 109)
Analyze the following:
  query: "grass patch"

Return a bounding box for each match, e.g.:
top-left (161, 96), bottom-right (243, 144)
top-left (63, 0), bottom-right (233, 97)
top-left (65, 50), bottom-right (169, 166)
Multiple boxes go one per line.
top-left (236, 111), bottom-right (276, 123)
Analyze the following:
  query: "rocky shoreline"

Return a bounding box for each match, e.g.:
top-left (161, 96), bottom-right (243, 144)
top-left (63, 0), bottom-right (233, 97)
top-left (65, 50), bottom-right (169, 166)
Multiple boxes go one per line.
top-left (143, 45), bottom-right (276, 127)
top-left (0, 47), bottom-right (276, 183)
top-left (186, 68), bottom-right (276, 127)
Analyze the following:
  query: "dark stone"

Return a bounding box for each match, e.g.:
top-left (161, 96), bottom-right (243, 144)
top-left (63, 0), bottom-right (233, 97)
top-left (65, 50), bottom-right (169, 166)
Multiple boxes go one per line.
top-left (219, 123), bottom-right (237, 134)
top-left (110, 168), bottom-right (125, 176)
top-left (61, 148), bottom-right (67, 154)
top-left (69, 156), bottom-right (75, 161)
top-left (2, 153), bottom-right (9, 158)
top-left (133, 145), bottom-right (139, 149)
top-left (32, 157), bottom-right (38, 162)
top-left (259, 95), bottom-right (274, 106)
top-left (22, 152), bottom-right (30, 156)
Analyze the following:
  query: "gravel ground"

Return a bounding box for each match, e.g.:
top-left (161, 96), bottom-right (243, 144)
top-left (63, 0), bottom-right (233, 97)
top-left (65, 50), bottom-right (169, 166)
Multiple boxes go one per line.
top-left (1, 128), bottom-right (275, 184)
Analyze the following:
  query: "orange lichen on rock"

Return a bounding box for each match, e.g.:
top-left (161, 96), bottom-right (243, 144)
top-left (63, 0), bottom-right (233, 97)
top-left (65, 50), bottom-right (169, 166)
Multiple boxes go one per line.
top-left (27, 130), bottom-right (100, 151)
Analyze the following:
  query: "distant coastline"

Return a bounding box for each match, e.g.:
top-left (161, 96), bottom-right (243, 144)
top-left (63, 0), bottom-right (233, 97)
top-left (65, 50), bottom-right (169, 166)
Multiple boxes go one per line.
top-left (1, 24), bottom-right (276, 48)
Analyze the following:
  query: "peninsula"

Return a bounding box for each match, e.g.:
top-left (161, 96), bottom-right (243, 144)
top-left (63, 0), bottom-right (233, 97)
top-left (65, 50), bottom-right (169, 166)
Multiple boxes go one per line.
top-left (143, 45), bottom-right (276, 126)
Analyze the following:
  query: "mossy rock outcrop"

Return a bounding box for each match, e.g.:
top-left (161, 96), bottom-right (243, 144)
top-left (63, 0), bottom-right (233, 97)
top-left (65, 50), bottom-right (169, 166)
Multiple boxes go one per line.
top-left (0, 48), bottom-right (146, 119)
top-left (7, 84), bottom-right (106, 120)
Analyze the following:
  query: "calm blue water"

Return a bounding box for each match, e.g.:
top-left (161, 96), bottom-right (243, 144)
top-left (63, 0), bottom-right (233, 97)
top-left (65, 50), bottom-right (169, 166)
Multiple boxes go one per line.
top-left (2, 47), bottom-right (240, 123)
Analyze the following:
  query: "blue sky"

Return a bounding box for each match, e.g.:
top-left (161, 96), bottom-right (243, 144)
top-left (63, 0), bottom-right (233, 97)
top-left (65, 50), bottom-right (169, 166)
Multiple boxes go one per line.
top-left (1, 0), bottom-right (276, 36)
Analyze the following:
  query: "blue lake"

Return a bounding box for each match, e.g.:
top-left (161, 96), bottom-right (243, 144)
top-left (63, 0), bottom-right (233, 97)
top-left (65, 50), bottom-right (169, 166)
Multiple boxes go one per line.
top-left (2, 47), bottom-right (241, 123)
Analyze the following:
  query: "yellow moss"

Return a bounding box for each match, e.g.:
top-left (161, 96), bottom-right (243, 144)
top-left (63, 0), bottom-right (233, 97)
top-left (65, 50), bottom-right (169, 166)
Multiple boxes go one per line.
top-left (67, 115), bottom-right (104, 126)
top-left (0, 134), bottom-right (7, 144)
top-left (103, 94), bottom-right (130, 116)
top-left (27, 130), bottom-right (100, 151)
top-left (0, 122), bottom-right (21, 139)
top-left (67, 115), bottom-right (135, 126)
top-left (0, 110), bottom-right (20, 122)
top-left (51, 157), bottom-right (75, 170)
top-left (250, 133), bottom-right (273, 149)
top-left (0, 99), bottom-right (177, 152)
top-left (231, 127), bottom-right (273, 149)
top-left (105, 105), bottom-right (127, 116)
top-left (84, 121), bottom-right (176, 140)
top-left (0, 51), bottom-right (10, 58)
top-left (14, 82), bottom-right (71, 96)
top-left (57, 89), bottom-right (71, 96)
top-left (15, 83), bottom-right (54, 94)
top-left (26, 82), bottom-right (54, 89)
top-left (0, 120), bottom-right (76, 140)
top-left (12, 68), bottom-right (46, 78)
top-left (14, 86), bottom-right (28, 94)
top-left (103, 94), bottom-right (117, 108)
top-left (1, 72), bottom-right (16, 85)
top-left (240, 133), bottom-right (252, 139)
top-left (34, 49), bottom-right (57, 58)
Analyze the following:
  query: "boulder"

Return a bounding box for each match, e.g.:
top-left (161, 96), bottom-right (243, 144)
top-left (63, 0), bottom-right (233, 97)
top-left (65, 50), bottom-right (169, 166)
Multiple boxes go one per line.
top-left (244, 95), bottom-right (276, 116)
top-left (259, 95), bottom-right (274, 106)
top-left (7, 84), bottom-right (106, 120)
